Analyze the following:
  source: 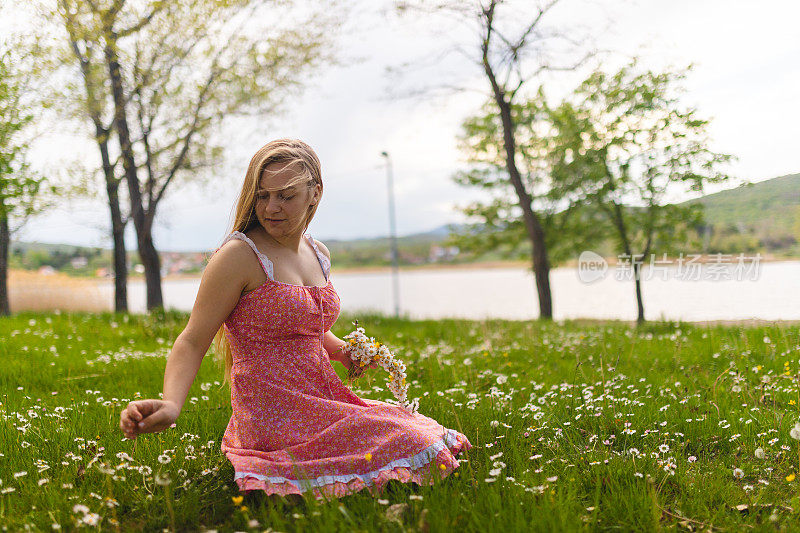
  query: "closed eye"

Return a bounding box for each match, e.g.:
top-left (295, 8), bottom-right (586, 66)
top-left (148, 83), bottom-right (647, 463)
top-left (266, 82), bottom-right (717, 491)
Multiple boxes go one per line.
top-left (257, 193), bottom-right (294, 201)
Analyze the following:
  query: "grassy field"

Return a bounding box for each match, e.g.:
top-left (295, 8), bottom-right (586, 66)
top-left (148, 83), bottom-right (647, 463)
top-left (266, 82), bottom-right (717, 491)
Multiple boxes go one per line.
top-left (2, 310), bottom-right (800, 531)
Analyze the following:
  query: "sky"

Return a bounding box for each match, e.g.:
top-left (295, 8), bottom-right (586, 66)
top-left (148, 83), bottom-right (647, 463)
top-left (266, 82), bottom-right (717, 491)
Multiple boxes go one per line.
top-left (13, 0), bottom-right (800, 252)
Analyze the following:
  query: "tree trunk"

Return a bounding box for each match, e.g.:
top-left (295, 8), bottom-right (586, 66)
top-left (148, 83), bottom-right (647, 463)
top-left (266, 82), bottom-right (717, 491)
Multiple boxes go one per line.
top-left (635, 234), bottom-right (654, 325)
top-left (106, 177), bottom-right (128, 312)
top-left (67, 30), bottom-right (130, 313)
top-left (0, 206), bottom-right (9, 316)
top-left (138, 230), bottom-right (163, 310)
top-left (93, 124), bottom-right (129, 313)
top-left (633, 260), bottom-right (645, 324)
top-left (610, 202), bottom-right (646, 325)
top-left (104, 37), bottom-right (163, 309)
top-left (483, 61), bottom-right (553, 319)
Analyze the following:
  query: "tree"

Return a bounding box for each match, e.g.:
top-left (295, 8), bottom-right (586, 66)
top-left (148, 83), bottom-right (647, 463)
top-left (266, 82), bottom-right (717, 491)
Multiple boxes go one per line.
top-left (48, 0), bottom-right (347, 310)
top-left (0, 31), bottom-right (57, 315)
top-left (548, 61), bottom-right (733, 324)
top-left (448, 95), bottom-right (609, 272)
top-left (49, 0), bottom-right (131, 311)
top-left (394, 0), bottom-right (597, 319)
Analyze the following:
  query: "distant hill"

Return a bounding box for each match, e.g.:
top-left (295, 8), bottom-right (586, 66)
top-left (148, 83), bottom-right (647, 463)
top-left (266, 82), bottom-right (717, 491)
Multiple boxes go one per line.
top-left (681, 173), bottom-right (800, 234)
top-left (321, 224), bottom-right (455, 244)
top-left (10, 173), bottom-right (800, 275)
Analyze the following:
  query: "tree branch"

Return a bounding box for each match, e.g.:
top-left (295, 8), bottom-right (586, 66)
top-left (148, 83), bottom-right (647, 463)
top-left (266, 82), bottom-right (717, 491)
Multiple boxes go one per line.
top-left (117, 4), bottom-right (165, 38)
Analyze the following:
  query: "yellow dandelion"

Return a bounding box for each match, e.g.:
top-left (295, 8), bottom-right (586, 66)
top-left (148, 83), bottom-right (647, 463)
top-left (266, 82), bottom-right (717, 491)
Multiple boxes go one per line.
top-left (365, 453), bottom-right (372, 462)
top-left (787, 473), bottom-right (795, 482)
top-left (454, 472), bottom-right (459, 478)
top-left (791, 400), bottom-right (796, 405)
top-left (240, 505), bottom-right (248, 512)
top-left (439, 464), bottom-right (446, 470)
top-left (232, 496), bottom-right (244, 505)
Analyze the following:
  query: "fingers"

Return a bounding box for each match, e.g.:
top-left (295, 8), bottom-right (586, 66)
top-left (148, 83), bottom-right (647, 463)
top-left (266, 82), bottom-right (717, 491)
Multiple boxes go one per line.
top-left (129, 402), bottom-right (143, 422)
top-left (120, 400), bottom-right (170, 440)
top-left (121, 404), bottom-right (145, 439)
top-left (137, 407), bottom-right (170, 434)
top-left (119, 410), bottom-right (132, 436)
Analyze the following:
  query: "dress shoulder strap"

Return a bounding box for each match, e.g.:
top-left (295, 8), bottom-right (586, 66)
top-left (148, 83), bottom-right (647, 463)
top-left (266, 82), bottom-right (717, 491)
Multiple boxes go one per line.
top-left (305, 233), bottom-right (331, 280)
top-left (219, 231), bottom-right (275, 279)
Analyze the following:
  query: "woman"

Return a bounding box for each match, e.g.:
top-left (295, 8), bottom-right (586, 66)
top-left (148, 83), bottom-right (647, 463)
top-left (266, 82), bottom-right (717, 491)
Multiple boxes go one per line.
top-left (118, 139), bottom-right (472, 500)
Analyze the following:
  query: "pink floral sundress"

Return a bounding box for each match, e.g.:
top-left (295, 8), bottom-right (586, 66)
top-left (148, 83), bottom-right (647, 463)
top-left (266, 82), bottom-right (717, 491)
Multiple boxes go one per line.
top-left (212, 230), bottom-right (472, 498)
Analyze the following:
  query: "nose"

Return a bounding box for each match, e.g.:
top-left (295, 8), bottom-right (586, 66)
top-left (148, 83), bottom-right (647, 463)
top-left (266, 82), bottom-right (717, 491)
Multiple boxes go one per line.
top-left (264, 196), bottom-right (282, 216)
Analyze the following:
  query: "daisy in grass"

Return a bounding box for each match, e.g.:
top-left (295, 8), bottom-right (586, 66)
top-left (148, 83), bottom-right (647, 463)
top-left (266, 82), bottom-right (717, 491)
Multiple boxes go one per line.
top-left (332, 320), bottom-right (419, 414)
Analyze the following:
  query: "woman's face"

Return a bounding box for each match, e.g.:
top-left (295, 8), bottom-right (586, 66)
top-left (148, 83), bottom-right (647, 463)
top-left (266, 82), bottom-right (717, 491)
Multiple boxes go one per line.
top-left (255, 161), bottom-right (320, 240)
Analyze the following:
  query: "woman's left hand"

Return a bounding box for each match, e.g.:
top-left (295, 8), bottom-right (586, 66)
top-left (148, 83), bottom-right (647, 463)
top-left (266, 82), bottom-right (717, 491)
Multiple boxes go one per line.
top-left (348, 358), bottom-right (380, 379)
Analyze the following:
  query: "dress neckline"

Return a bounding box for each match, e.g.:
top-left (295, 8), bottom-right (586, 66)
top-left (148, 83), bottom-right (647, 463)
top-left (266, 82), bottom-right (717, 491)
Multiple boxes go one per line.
top-left (229, 230), bottom-right (331, 290)
top-left (241, 277), bottom-right (333, 300)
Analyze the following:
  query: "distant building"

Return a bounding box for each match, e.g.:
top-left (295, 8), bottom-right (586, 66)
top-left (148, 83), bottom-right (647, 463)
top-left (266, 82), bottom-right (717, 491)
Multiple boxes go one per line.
top-left (428, 245), bottom-right (459, 262)
top-left (70, 256), bottom-right (88, 268)
top-left (160, 251), bottom-right (206, 274)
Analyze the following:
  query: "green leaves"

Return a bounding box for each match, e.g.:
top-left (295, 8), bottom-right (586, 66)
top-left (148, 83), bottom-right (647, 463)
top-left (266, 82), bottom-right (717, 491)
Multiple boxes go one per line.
top-left (0, 32), bottom-right (55, 224)
top-left (554, 60), bottom-right (734, 255)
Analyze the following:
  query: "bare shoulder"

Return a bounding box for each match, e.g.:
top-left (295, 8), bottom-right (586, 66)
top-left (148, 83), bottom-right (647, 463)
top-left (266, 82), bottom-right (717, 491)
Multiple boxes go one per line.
top-left (177, 238), bottom-right (254, 353)
top-left (210, 238), bottom-right (255, 271)
top-left (312, 238), bottom-right (331, 261)
top-left (207, 237), bottom-right (266, 287)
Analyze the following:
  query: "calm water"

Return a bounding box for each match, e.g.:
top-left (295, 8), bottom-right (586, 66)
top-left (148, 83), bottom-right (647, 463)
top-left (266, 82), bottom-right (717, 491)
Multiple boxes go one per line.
top-left (118, 260), bottom-right (800, 321)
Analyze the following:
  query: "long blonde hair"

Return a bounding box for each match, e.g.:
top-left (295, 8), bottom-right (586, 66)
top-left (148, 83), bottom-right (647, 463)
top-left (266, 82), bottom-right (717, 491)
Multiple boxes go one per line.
top-left (213, 139), bottom-right (323, 385)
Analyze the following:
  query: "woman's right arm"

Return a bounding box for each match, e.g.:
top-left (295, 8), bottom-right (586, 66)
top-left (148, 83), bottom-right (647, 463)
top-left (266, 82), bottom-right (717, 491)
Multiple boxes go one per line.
top-left (119, 241), bottom-right (252, 439)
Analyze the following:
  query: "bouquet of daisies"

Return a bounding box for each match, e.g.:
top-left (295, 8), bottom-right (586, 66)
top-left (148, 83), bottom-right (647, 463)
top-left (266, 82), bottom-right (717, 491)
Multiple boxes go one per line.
top-left (339, 321), bottom-right (420, 415)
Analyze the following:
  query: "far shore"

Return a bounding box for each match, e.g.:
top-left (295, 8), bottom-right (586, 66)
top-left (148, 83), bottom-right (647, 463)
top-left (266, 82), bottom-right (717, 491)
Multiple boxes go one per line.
top-left (9, 253), bottom-right (797, 283)
top-left (158, 252), bottom-right (798, 279)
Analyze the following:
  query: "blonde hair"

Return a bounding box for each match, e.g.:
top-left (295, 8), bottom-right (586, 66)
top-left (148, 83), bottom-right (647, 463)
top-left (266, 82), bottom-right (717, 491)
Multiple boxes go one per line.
top-left (213, 139), bottom-right (323, 385)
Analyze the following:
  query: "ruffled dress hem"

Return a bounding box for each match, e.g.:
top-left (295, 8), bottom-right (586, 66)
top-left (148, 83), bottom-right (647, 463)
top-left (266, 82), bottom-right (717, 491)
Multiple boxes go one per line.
top-left (234, 428), bottom-right (472, 499)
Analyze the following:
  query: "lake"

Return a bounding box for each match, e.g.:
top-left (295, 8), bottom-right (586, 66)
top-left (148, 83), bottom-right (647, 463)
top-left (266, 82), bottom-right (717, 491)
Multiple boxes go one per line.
top-left (117, 259), bottom-right (800, 322)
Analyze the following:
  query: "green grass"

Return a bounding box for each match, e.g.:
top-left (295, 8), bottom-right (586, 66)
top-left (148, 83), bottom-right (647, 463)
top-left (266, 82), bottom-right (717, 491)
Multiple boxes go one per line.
top-left (2, 310), bottom-right (800, 531)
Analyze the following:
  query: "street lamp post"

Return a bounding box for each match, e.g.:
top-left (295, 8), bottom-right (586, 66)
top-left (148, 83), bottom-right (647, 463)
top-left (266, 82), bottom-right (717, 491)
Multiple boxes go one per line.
top-left (380, 151), bottom-right (400, 319)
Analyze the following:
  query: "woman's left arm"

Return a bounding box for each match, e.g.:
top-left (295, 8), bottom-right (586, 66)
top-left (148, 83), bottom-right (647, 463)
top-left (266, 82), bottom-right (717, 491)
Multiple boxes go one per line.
top-left (316, 240), bottom-right (377, 375)
top-left (316, 240), bottom-right (349, 366)
top-left (323, 330), bottom-right (349, 367)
